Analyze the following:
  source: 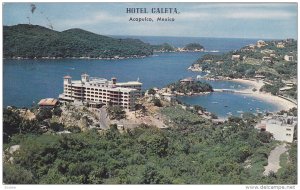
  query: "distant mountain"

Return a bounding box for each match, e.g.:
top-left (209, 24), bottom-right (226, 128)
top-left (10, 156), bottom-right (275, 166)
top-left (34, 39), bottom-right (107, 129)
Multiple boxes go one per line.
top-left (3, 24), bottom-right (153, 59)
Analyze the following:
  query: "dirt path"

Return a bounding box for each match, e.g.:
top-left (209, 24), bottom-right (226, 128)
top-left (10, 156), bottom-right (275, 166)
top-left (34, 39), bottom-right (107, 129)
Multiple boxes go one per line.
top-left (97, 107), bottom-right (109, 129)
top-left (263, 143), bottom-right (287, 176)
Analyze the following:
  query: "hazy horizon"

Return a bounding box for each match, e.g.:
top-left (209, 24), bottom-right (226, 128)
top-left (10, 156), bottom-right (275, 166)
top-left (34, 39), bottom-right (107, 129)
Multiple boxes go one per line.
top-left (3, 2), bottom-right (297, 39)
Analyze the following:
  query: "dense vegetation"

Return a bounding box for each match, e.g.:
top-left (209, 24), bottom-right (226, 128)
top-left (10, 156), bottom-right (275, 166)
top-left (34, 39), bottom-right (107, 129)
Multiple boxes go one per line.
top-left (168, 81), bottom-right (213, 94)
top-left (152, 43), bottom-right (175, 52)
top-left (3, 106), bottom-right (296, 184)
top-left (3, 24), bottom-right (153, 59)
top-left (183, 43), bottom-right (204, 51)
top-left (152, 42), bottom-right (205, 52)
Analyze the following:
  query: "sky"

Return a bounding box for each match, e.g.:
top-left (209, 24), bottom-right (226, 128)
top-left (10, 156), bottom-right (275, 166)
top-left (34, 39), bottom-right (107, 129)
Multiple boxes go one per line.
top-left (2, 2), bottom-right (298, 39)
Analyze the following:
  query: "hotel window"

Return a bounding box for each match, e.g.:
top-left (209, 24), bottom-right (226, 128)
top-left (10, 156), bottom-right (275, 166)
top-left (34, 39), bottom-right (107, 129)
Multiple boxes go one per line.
top-left (286, 128), bottom-right (291, 131)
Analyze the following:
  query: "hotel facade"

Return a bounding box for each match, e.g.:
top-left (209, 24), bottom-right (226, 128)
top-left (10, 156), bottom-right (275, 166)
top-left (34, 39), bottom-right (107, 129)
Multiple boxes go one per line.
top-left (59, 74), bottom-right (142, 110)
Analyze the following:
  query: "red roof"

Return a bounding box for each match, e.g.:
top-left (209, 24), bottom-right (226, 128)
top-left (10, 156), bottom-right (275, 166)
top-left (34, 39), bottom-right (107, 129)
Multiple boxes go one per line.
top-left (38, 98), bottom-right (58, 106)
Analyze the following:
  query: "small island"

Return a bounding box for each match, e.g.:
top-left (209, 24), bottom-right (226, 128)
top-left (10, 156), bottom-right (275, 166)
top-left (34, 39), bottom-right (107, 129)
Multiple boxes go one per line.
top-left (181, 43), bottom-right (205, 52)
top-left (153, 42), bottom-right (205, 53)
top-left (167, 78), bottom-right (213, 95)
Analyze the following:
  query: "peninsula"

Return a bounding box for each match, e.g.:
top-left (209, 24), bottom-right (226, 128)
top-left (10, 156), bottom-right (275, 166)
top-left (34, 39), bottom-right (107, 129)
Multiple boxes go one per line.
top-left (188, 39), bottom-right (297, 111)
top-left (3, 24), bottom-right (153, 59)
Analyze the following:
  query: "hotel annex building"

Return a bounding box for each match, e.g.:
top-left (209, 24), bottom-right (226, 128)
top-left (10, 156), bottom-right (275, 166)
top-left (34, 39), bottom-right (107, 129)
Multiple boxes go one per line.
top-left (59, 73), bottom-right (142, 110)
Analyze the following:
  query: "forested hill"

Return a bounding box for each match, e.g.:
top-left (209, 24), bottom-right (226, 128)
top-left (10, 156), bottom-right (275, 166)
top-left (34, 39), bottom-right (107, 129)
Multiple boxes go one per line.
top-left (3, 24), bottom-right (153, 59)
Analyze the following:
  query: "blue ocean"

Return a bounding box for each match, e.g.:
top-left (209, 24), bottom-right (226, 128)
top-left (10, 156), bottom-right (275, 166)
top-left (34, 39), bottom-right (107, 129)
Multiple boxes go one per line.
top-left (3, 36), bottom-right (280, 117)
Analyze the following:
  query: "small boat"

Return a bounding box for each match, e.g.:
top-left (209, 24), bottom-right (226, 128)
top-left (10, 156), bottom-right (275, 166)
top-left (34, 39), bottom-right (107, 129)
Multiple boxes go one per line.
top-left (237, 110), bottom-right (244, 114)
top-left (224, 105), bottom-right (228, 107)
top-left (212, 101), bottom-right (218, 104)
top-left (227, 112), bottom-right (232, 115)
top-left (196, 75), bottom-right (202, 79)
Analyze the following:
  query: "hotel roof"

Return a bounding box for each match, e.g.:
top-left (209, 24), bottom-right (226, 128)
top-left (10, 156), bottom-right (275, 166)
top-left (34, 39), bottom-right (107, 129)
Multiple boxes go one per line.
top-left (117, 81), bottom-right (142, 85)
top-left (38, 98), bottom-right (58, 106)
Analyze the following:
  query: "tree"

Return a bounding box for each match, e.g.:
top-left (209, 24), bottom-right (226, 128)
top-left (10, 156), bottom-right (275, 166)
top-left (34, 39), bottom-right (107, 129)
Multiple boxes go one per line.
top-left (211, 113), bottom-right (218, 119)
top-left (152, 98), bottom-right (162, 107)
top-left (36, 108), bottom-right (52, 121)
top-left (141, 105), bottom-right (147, 116)
top-left (257, 131), bottom-right (273, 143)
top-left (194, 105), bottom-right (206, 112)
top-left (3, 164), bottom-right (35, 184)
top-left (68, 126), bottom-right (81, 133)
top-left (53, 107), bottom-right (62, 116)
top-left (148, 88), bottom-right (156, 95)
top-left (3, 108), bottom-right (22, 143)
top-left (141, 164), bottom-right (162, 184)
top-left (107, 105), bottom-right (126, 120)
top-left (20, 119), bottom-right (43, 134)
top-left (49, 122), bottom-right (64, 132)
top-left (138, 131), bottom-right (169, 157)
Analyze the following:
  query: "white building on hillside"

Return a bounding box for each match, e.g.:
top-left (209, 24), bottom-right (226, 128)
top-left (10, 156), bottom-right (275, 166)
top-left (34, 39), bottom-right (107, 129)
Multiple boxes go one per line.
top-left (256, 114), bottom-right (297, 143)
top-left (59, 74), bottom-right (142, 110)
top-left (284, 55), bottom-right (294, 62)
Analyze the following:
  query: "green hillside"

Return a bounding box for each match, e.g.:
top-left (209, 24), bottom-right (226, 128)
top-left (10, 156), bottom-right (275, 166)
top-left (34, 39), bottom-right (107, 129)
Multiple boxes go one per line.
top-left (3, 24), bottom-right (153, 59)
top-left (152, 43), bottom-right (175, 52)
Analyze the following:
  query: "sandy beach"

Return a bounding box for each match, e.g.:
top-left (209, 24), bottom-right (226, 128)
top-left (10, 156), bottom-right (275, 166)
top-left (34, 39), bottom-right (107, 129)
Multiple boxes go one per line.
top-left (231, 78), bottom-right (297, 111)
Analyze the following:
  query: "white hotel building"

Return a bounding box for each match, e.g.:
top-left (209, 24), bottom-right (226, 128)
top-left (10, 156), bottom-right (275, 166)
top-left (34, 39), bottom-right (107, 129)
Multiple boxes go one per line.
top-left (59, 73), bottom-right (142, 110)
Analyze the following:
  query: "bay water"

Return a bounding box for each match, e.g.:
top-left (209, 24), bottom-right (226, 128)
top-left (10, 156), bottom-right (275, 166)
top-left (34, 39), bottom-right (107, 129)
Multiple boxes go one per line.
top-left (3, 36), bottom-right (280, 117)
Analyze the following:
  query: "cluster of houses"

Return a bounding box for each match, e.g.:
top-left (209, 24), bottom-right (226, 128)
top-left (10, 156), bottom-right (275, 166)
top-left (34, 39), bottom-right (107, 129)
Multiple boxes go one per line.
top-left (190, 39), bottom-right (296, 71)
top-left (279, 78), bottom-right (297, 94)
top-left (239, 39), bottom-right (296, 63)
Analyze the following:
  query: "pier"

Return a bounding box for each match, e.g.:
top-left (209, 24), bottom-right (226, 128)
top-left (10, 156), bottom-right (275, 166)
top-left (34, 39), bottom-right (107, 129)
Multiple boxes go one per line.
top-left (214, 89), bottom-right (252, 94)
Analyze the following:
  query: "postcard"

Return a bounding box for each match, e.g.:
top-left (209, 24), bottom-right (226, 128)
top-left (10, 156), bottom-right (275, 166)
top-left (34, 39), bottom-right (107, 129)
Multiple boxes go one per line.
top-left (2, 2), bottom-right (298, 188)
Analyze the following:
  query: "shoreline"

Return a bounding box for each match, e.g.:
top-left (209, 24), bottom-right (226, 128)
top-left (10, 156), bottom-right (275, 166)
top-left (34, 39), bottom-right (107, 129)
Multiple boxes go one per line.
top-left (3, 55), bottom-right (149, 60)
top-left (231, 78), bottom-right (297, 111)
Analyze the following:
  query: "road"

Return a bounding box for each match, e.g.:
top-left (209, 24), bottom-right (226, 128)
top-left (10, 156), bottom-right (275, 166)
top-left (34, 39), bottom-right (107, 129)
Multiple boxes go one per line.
top-left (263, 143), bottom-right (287, 176)
top-left (98, 107), bottom-right (109, 129)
